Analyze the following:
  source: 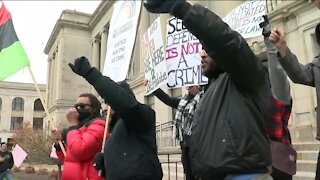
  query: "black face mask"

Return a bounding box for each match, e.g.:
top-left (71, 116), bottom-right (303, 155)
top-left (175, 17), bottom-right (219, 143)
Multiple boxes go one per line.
top-left (76, 108), bottom-right (92, 122)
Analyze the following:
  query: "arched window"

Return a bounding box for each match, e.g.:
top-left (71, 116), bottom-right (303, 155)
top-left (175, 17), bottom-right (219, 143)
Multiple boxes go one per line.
top-left (12, 97), bottom-right (24, 111)
top-left (34, 99), bottom-right (44, 111)
top-left (33, 118), bottom-right (43, 130)
top-left (11, 117), bottom-right (23, 130)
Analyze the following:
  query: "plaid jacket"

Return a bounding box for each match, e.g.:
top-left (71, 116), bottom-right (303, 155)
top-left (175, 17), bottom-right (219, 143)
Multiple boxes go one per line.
top-left (266, 98), bottom-right (292, 145)
top-left (174, 90), bottom-right (204, 142)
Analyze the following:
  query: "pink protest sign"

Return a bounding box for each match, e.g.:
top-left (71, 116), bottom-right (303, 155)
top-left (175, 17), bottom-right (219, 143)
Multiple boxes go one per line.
top-left (12, 144), bottom-right (28, 167)
top-left (50, 145), bottom-right (58, 158)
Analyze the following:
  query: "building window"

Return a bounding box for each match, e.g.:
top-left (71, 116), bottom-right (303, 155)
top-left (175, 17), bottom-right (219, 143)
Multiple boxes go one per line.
top-left (34, 99), bottom-right (44, 111)
top-left (10, 117), bottom-right (23, 130)
top-left (131, 35), bottom-right (140, 78)
top-left (311, 33), bottom-right (319, 58)
top-left (12, 97), bottom-right (24, 111)
top-left (33, 118), bottom-right (43, 130)
top-left (0, 98), bottom-right (2, 110)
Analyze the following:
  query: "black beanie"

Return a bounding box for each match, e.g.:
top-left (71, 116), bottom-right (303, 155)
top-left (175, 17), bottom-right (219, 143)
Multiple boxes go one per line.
top-left (315, 23), bottom-right (320, 46)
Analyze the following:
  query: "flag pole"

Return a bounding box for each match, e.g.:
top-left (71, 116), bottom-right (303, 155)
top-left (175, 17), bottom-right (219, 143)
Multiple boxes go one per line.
top-left (27, 66), bottom-right (66, 156)
top-left (98, 105), bottom-right (111, 176)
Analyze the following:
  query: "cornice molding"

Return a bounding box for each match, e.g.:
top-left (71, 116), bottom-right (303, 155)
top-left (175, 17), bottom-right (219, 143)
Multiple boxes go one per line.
top-left (268, 1), bottom-right (311, 22)
top-left (44, 18), bottom-right (90, 55)
top-left (89, 1), bottom-right (115, 29)
top-left (128, 73), bottom-right (144, 89)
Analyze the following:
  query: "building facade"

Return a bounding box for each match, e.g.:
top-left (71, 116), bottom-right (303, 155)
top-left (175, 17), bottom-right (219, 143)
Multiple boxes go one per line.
top-left (44, 0), bottom-right (320, 143)
top-left (0, 81), bottom-right (45, 143)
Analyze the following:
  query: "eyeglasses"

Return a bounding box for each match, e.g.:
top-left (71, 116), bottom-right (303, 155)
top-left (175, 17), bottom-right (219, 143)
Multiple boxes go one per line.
top-left (74, 103), bottom-right (92, 109)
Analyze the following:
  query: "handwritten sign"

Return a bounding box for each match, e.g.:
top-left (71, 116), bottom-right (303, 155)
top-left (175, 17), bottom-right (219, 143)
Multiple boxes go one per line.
top-left (223, 0), bottom-right (266, 39)
top-left (166, 17), bottom-right (208, 88)
top-left (142, 17), bottom-right (167, 95)
top-left (103, 0), bottom-right (142, 82)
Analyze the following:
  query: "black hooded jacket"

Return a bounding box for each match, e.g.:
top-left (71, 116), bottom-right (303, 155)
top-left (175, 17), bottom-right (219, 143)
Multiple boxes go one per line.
top-left (83, 69), bottom-right (163, 180)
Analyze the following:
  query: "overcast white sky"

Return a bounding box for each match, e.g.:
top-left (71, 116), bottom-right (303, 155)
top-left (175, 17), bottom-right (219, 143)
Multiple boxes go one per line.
top-left (2, 1), bottom-right (101, 84)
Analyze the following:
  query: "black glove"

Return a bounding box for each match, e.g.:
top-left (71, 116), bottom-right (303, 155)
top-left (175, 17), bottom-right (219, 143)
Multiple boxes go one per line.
top-left (259, 15), bottom-right (271, 37)
top-left (93, 152), bottom-right (105, 171)
top-left (143, 0), bottom-right (185, 14)
top-left (69, 56), bottom-right (92, 77)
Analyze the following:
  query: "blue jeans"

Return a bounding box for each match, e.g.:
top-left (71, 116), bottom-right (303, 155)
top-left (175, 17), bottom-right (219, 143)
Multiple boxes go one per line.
top-left (224, 173), bottom-right (272, 180)
top-left (0, 170), bottom-right (13, 180)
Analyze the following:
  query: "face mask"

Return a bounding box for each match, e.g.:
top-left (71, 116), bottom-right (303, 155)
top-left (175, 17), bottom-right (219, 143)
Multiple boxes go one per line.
top-left (76, 108), bottom-right (92, 121)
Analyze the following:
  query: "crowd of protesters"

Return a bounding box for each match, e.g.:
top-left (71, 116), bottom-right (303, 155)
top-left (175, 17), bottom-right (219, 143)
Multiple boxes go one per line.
top-left (49, 0), bottom-right (320, 179)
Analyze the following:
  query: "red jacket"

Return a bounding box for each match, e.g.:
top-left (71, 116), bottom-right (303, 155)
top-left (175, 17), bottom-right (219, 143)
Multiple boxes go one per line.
top-left (56, 119), bottom-right (105, 180)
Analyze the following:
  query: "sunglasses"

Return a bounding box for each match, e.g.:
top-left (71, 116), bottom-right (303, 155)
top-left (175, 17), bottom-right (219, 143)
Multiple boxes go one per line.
top-left (74, 103), bottom-right (92, 109)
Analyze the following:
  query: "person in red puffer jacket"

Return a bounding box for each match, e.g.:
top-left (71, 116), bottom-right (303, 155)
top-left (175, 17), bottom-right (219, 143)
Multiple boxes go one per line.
top-left (51, 93), bottom-right (105, 180)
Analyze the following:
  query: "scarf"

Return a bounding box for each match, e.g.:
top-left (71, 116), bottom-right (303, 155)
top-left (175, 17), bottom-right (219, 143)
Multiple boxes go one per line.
top-left (174, 90), bottom-right (204, 142)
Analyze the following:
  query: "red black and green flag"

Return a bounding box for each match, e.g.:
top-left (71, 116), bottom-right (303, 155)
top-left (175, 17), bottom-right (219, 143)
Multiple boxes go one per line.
top-left (0, 2), bottom-right (30, 80)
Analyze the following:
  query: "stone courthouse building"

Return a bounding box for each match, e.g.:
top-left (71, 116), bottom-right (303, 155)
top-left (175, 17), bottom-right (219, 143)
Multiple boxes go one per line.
top-left (0, 81), bottom-right (45, 143)
top-left (44, 1), bottom-right (320, 178)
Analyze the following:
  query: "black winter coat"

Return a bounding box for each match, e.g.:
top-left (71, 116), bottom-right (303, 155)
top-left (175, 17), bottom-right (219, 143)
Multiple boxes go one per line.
top-left (0, 151), bottom-right (14, 172)
top-left (85, 70), bottom-right (163, 180)
top-left (170, 2), bottom-right (272, 179)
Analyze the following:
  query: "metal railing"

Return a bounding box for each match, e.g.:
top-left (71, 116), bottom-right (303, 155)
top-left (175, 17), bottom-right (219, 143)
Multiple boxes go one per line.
top-left (156, 120), bottom-right (179, 148)
top-left (156, 121), bottom-right (184, 179)
top-left (158, 148), bottom-right (185, 180)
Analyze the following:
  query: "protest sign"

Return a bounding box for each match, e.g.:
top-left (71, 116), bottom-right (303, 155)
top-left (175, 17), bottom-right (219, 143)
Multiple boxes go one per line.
top-left (223, 0), bottom-right (266, 39)
top-left (142, 17), bottom-right (167, 95)
top-left (12, 144), bottom-right (27, 167)
top-left (103, 0), bottom-right (142, 82)
top-left (166, 17), bottom-right (207, 88)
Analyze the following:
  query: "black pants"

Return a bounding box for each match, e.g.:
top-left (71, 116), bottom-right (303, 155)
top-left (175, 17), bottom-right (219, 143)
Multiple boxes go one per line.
top-left (316, 151), bottom-right (320, 180)
top-left (181, 146), bottom-right (198, 180)
top-left (271, 168), bottom-right (292, 180)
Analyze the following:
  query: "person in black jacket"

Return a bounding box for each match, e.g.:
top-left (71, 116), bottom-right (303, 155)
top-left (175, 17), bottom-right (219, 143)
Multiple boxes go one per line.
top-left (144, 1), bottom-right (272, 180)
top-left (144, 80), bottom-right (203, 180)
top-left (69, 57), bottom-right (163, 180)
top-left (0, 143), bottom-right (14, 180)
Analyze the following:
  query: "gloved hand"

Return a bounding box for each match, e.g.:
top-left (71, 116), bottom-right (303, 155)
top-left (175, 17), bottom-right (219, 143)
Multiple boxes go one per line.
top-left (262, 26), bottom-right (271, 38)
top-left (143, 0), bottom-right (185, 14)
top-left (69, 56), bottom-right (92, 77)
top-left (93, 152), bottom-right (105, 171)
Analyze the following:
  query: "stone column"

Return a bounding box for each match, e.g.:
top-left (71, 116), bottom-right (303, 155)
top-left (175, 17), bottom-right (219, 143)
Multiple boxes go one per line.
top-left (267, 0), bottom-right (273, 13)
top-left (47, 59), bottom-right (52, 106)
top-left (91, 37), bottom-right (101, 69)
top-left (23, 97), bottom-right (34, 125)
top-left (100, 27), bottom-right (108, 71)
top-left (271, 0), bottom-right (277, 11)
top-left (0, 96), bottom-right (12, 131)
top-left (91, 37), bottom-right (101, 96)
top-left (276, 0), bottom-right (282, 5)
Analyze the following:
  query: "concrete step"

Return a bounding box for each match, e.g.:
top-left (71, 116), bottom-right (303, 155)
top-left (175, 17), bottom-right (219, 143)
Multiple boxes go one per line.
top-left (297, 150), bottom-right (318, 161)
top-left (162, 173), bottom-right (185, 180)
top-left (296, 160), bottom-right (317, 172)
top-left (293, 142), bottom-right (320, 151)
top-left (293, 171), bottom-right (315, 180)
